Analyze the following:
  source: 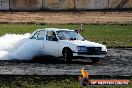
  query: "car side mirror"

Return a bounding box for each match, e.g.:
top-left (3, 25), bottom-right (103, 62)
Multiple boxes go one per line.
top-left (74, 29), bottom-right (80, 33)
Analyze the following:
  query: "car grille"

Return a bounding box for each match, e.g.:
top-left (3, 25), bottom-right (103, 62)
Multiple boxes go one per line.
top-left (87, 47), bottom-right (101, 53)
top-left (78, 47), bottom-right (102, 55)
top-left (77, 47), bottom-right (107, 55)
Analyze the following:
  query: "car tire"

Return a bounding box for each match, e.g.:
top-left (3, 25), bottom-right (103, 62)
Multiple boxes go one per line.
top-left (91, 57), bottom-right (99, 63)
top-left (63, 48), bottom-right (73, 62)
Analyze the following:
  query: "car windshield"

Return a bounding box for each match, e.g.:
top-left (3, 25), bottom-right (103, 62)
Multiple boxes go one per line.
top-left (56, 30), bottom-right (84, 40)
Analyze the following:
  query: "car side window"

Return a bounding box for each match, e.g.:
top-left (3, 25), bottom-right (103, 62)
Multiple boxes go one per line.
top-left (37, 30), bottom-right (46, 40)
top-left (46, 31), bottom-right (58, 41)
top-left (31, 31), bottom-right (39, 39)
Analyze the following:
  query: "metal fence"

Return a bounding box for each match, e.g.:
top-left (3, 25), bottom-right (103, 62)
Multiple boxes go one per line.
top-left (0, 0), bottom-right (132, 11)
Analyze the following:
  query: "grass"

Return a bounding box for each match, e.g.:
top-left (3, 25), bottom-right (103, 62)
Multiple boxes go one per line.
top-left (0, 24), bottom-right (132, 48)
top-left (0, 76), bottom-right (132, 88)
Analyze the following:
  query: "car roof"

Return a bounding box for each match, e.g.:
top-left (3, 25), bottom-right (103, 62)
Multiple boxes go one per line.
top-left (37, 28), bottom-right (73, 31)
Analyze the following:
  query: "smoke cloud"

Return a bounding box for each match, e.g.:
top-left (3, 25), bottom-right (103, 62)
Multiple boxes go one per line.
top-left (0, 33), bottom-right (42, 60)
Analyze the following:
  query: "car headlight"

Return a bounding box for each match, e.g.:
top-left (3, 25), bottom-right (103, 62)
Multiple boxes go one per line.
top-left (102, 46), bottom-right (107, 52)
top-left (77, 46), bottom-right (87, 52)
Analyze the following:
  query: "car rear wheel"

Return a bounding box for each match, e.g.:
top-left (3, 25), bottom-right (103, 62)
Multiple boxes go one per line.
top-left (63, 48), bottom-right (73, 62)
top-left (91, 57), bottom-right (99, 63)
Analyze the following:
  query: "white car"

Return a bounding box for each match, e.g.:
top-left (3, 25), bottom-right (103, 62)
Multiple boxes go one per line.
top-left (29, 28), bottom-right (107, 62)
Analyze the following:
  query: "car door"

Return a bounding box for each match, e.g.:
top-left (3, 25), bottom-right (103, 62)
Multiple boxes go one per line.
top-left (44, 30), bottom-right (59, 57)
top-left (37, 30), bottom-right (47, 55)
top-left (30, 30), bottom-right (46, 55)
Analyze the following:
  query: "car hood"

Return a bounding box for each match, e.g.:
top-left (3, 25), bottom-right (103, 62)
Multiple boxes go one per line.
top-left (61, 40), bottom-right (105, 47)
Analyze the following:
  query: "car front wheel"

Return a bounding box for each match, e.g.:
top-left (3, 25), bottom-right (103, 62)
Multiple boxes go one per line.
top-left (63, 48), bottom-right (73, 62)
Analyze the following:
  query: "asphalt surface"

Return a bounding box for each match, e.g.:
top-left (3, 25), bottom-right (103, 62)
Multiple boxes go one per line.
top-left (0, 48), bottom-right (132, 76)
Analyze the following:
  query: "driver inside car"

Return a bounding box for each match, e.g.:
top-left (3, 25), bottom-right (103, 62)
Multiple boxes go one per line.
top-left (51, 32), bottom-right (58, 41)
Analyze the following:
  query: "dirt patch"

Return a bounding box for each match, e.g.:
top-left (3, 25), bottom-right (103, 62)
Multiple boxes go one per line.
top-left (0, 12), bottom-right (132, 24)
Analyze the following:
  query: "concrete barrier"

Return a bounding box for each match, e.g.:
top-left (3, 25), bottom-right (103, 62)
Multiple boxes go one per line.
top-left (10, 0), bottom-right (42, 10)
top-left (123, 0), bottom-right (132, 8)
top-left (0, 0), bottom-right (9, 10)
top-left (109, 0), bottom-right (132, 9)
top-left (0, 0), bottom-right (132, 11)
top-left (109, 0), bottom-right (122, 9)
top-left (42, 0), bottom-right (74, 10)
top-left (75, 0), bottom-right (89, 10)
top-left (87, 0), bottom-right (108, 9)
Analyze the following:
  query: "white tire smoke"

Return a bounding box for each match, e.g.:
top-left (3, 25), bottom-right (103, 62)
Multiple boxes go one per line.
top-left (0, 33), bottom-right (42, 60)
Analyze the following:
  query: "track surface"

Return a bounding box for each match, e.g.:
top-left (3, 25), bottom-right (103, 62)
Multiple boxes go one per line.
top-left (0, 48), bottom-right (132, 76)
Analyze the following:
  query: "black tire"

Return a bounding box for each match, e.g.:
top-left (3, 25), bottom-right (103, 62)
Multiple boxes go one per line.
top-left (91, 57), bottom-right (99, 63)
top-left (63, 48), bottom-right (73, 62)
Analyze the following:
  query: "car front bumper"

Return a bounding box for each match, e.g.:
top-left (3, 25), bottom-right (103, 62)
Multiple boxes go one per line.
top-left (73, 51), bottom-right (107, 58)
